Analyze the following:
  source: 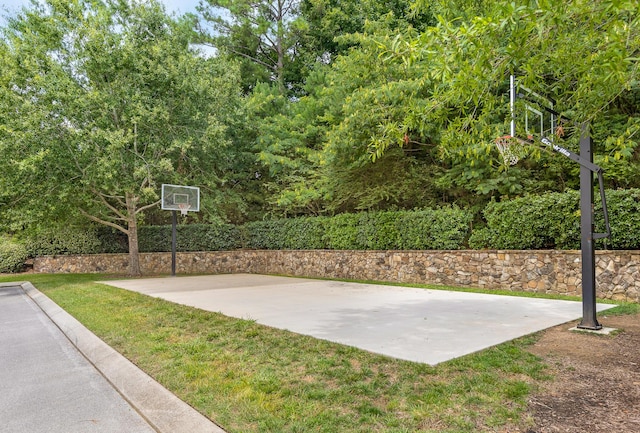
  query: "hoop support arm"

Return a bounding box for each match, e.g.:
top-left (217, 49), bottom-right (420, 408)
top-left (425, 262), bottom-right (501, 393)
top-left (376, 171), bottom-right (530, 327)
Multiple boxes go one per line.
top-left (540, 137), bottom-right (610, 240)
top-left (594, 171), bottom-right (611, 240)
top-left (540, 137), bottom-right (601, 173)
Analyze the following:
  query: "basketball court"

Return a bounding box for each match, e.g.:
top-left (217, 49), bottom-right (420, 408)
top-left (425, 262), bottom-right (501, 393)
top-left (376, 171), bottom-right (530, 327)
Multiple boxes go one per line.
top-left (104, 274), bottom-right (615, 365)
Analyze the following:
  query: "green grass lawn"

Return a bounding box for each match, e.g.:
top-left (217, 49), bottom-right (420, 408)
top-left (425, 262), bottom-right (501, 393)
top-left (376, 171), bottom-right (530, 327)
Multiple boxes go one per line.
top-left (2, 273), bottom-right (633, 432)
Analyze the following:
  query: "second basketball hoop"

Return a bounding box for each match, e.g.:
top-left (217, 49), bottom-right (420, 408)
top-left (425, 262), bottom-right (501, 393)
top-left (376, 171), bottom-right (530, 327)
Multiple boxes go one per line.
top-left (161, 184), bottom-right (200, 276)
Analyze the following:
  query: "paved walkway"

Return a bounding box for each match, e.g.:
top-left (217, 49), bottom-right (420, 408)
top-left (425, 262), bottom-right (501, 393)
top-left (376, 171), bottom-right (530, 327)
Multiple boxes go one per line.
top-left (0, 282), bottom-right (224, 433)
top-left (104, 274), bottom-right (616, 365)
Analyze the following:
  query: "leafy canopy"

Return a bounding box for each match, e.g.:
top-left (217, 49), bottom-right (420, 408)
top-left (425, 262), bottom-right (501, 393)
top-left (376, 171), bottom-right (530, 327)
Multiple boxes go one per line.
top-left (0, 0), bottom-right (243, 273)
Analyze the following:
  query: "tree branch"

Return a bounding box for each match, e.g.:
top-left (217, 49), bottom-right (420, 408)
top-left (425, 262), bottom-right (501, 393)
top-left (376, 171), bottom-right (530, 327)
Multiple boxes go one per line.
top-left (79, 209), bottom-right (128, 234)
top-left (280, 0), bottom-right (298, 17)
top-left (135, 199), bottom-right (161, 215)
top-left (91, 187), bottom-right (128, 220)
top-left (225, 47), bottom-right (278, 72)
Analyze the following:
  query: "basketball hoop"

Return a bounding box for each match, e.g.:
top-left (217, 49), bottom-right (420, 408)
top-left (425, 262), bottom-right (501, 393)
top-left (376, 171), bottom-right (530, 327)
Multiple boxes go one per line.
top-left (178, 203), bottom-right (191, 216)
top-left (495, 135), bottom-right (520, 166)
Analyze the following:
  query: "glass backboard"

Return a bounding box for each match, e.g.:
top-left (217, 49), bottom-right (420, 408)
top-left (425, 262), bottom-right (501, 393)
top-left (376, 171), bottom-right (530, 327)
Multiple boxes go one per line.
top-left (161, 184), bottom-right (200, 212)
top-left (511, 77), bottom-right (557, 142)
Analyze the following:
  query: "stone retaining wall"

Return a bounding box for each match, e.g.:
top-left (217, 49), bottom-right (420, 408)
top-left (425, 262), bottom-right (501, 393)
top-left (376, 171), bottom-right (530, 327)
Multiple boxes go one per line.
top-left (33, 250), bottom-right (640, 302)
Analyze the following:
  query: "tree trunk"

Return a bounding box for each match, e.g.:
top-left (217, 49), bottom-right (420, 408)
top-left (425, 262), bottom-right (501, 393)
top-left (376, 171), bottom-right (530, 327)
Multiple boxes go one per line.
top-left (275, 0), bottom-right (285, 91)
top-left (125, 192), bottom-right (142, 277)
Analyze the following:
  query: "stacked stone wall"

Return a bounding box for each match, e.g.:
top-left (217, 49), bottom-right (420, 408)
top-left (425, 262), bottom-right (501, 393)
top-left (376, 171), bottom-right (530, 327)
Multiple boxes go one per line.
top-left (33, 250), bottom-right (640, 302)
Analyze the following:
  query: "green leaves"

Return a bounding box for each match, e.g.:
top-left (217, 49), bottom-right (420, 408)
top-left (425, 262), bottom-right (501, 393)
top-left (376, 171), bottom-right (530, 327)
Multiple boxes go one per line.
top-left (0, 237), bottom-right (28, 273)
top-left (244, 207), bottom-right (472, 250)
top-left (367, 0), bottom-right (640, 163)
top-left (469, 189), bottom-right (640, 250)
top-left (0, 0), bottom-right (246, 273)
top-left (198, 0), bottom-right (304, 92)
top-left (3, 0), bottom-right (640, 236)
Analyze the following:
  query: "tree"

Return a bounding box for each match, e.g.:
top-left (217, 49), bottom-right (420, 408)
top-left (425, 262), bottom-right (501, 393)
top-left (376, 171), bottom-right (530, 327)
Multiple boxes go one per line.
top-left (0, 0), bottom-right (242, 275)
top-left (197, 0), bottom-right (307, 93)
top-left (213, 0), bottom-right (640, 218)
top-left (292, 0), bottom-right (638, 207)
top-left (300, 0), bottom-right (434, 61)
top-left (368, 0), bottom-right (640, 172)
top-left (246, 73), bottom-right (333, 216)
top-left (250, 14), bottom-right (449, 214)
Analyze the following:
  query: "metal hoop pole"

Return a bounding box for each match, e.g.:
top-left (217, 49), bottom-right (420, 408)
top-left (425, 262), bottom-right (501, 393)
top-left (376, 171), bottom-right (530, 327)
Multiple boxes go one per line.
top-left (171, 210), bottom-right (177, 277)
top-left (578, 125), bottom-right (601, 330)
top-left (510, 75), bottom-right (516, 137)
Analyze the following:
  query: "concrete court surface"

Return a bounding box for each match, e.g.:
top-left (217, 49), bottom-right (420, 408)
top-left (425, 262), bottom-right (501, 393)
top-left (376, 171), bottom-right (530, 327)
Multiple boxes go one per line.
top-left (0, 282), bottom-right (224, 433)
top-left (104, 274), bottom-right (615, 365)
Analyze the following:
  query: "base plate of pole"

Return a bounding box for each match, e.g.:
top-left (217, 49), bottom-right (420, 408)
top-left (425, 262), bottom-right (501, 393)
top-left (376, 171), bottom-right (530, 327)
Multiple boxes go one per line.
top-left (569, 326), bottom-right (618, 335)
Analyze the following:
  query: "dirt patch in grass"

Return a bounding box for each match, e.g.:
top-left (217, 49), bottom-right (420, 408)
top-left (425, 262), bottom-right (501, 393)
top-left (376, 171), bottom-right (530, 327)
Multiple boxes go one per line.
top-left (524, 312), bottom-right (640, 433)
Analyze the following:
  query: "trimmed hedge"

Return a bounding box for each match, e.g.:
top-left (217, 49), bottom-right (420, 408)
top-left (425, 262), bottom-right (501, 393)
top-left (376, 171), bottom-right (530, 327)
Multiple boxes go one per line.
top-left (246, 208), bottom-right (472, 250)
top-left (22, 227), bottom-right (128, 256)
top-left (22, 224), bottom-right (241, 255)
top-left (138, 224), bottom-right (243, 252)
top-left (0, 238), bottom-right (29, 273)
top-left (469, 189), bottom-right (640, 250)
top-left (244, 217), bottom-right (328, 250)
top-left (396, 208), bottom-right (474, 250)
top-left (16, 189), bottom-right (640, 256)
top-left (469, 192), bottom-right (581, 250)
top-left (596, 188), bottom-right (640, 250)
top-left (19, 208), bottom-right (471, 254)
top-left (323, 213), bottom-right (362, 249)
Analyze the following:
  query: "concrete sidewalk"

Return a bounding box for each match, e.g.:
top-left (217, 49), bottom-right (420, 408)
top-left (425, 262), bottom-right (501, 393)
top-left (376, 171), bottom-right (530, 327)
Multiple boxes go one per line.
top-left (0, 282), bottom-right (224, 433)
top-left (104, 274), bottom-right (616, 365)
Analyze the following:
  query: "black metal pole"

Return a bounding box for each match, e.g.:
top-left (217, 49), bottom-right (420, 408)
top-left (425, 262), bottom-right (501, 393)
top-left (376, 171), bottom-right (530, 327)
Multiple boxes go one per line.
top-left (578, 125), bottom-right (602, 330)
top-left (171, 210), bottom-right (177, 277)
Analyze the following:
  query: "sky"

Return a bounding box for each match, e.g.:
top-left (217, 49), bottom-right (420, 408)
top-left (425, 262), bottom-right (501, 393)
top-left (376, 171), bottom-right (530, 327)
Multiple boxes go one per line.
top-left (1, 0), bottom-right (202, 24)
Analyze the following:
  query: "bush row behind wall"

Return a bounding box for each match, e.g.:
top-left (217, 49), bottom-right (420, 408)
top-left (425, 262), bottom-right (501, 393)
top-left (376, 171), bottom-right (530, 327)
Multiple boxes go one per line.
top-left (21, 207), bottom-right (472, 256)
top-left (16, 189), bottom-right (640, 258)
top-left (244, 207), bottom-right (472, 251)
top-left (21, 226), bottom-right (128, 257)
top-left (470, 189), bottom-right (640, 250)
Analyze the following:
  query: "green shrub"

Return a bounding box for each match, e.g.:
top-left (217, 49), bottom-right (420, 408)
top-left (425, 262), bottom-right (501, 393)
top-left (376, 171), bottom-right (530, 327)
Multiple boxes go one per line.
top-left (244, 217), bottom-right (328, 250)
top-left (357, 211), bottom-right (401, 250)
top-left (0, 238), bottom-right (28, 273)
top-left (324, 213), bottom-right (363, 250)
top-left (23, 226), bottom-right (127, 256)
top-left (469, 189), bottom-right (640, 250)
top-left (22, 190), bottom-right (640, 255)
top-left (138, 224), bottom-right (243, 252)
top-left (21, 223), bottom-right (241, 255)
top-left (244, 220), bottom-right (286, 250)
top-left (94, 228), bottom-right (128, 253)
top-left (138, 226), bottom-right (173, 252)
top-left (596, 189), bottom-right (640, 249)
top-left (250, 208), bottom-right (472, 251)
top-left (397, 207), bottom-right (473, 250)
top-left (469, 191), bottom-right (581, 250)
top-left (284, 216), bottom-right (329, 249)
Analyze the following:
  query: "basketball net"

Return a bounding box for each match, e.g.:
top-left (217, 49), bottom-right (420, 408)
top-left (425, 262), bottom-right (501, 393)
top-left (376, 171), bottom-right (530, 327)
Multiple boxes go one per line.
top-left (495, 135), bottom-right (520, 166)
top-left (178, 203), bottom-right (191, 216)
